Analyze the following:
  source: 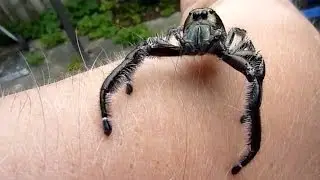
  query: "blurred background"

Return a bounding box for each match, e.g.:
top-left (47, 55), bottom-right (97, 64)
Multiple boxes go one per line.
top-left (0, 0), bottom-right (319, 95)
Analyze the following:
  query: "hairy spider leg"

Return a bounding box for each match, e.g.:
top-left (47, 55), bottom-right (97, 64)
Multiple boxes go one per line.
top-left (215, 29), bottom-right (265, 175)
top-left (99, 38), bottom-right (181, 136)
top-left (124, 29), bottom-right (183, 96)
top-left (100, 7), bottom-right (266, 175)
top-left (166, 26), bottom-right (183, 41)
top-left (226, 27), bottom-right (256, 54)
top-left (221, 52), bottom-right (265, 175)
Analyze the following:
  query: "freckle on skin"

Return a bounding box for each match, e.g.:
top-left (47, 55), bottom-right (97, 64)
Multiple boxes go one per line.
top-left (269, 163), bottom-right (273, 168)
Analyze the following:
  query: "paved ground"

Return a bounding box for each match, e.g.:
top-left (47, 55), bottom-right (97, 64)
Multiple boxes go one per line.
top-left (0, 12), bottom-right (181, 94)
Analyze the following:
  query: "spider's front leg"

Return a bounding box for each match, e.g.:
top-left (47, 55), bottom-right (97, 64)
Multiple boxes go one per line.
top-left (166, 26), bottom-right (183, 42)
top-left (225, 27), bottom-right (261, 125)
top-left (222, 51), bottom-right (265, 175)
top-left (166, 26), bottom-right (194, 51)
top-left (217, 28), bottom-right (265, 175)
top-left (225, 27), bottom-right (256, 55)
top-left (99, 37), bottom-right (181, 136)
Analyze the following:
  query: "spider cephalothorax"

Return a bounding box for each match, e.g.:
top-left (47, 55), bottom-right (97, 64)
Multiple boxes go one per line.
top-left (182, 8), bottom-right (227, 54)
top-left (100, 7), bottom-right (265, 175)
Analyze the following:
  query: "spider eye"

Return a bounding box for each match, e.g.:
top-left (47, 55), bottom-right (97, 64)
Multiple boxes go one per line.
top-left (208, 9), bottom-right (214, 14)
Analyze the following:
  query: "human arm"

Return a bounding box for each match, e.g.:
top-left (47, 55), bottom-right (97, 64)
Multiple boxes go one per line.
top-left (0, 0), bottom-right (320, 179)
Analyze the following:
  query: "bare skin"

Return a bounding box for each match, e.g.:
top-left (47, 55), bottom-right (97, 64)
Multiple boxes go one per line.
top-left (0, 0), bottom-right (319, 179)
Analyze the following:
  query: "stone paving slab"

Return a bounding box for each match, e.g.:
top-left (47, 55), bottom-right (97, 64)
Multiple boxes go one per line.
top-left (0, 12), bottom-right (181, 94)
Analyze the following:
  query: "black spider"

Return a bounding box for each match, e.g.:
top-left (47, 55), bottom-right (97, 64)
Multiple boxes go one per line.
top-left (99, 7), bottom-right (265, 175)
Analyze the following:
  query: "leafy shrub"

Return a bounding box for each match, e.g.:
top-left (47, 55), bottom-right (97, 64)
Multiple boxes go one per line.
top-left (113, 2), bottom-right (142, 26)
top-left (40, 31), bottom-right (67, 49)
top-left (91, 24), bottom-right (118, 40)
top-left (160, 5), bottom-right (176, 17)
top-left (5, 9), bottom-right (60, 40)
top-left (100, 0), bottom-right (142, 26)
top-left (6, 21), bottom-right (38, 40)
top-left (65, 0), bottom-right (99, 24)
top-left (24, 51), bottom-right (44, 66)
top-left (159, 0), bottom-right (177, 16)
top-left (77, 13), bottom-right (117, 40)
top-left (112, 24), bottom-right (152, 47)
top-left (36, 10), bottom-right (60, 35)
top-left (2, 0), bottom-right (179, 47)
top-left (99, 0), bottom-right (117, 12)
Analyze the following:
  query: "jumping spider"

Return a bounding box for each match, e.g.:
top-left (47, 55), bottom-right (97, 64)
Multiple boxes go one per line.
top-left (100, 7), bottom-right (265, 175)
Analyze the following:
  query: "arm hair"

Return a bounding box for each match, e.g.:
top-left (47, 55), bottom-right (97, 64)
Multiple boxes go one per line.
top-left (0, 0), bottom-right (320, 179)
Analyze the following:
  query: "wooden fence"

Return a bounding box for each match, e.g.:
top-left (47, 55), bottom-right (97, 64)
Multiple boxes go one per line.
top-left (0, 0), bottom-right (53, 24)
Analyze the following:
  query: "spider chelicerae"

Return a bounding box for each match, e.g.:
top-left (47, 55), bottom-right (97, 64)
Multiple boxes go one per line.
top-left (99, 7), bottom-right (265, 175)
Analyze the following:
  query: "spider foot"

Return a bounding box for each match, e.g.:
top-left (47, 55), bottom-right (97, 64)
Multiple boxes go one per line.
top-left (231, 164), bottom-right (242, 175)
top-left (102, 117), bottom-right (112, 136)
top-left (126, 83), bottom-right (133, 95)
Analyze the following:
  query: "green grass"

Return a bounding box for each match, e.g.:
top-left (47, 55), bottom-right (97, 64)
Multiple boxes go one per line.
top-left (25, 51), bottom-right (45, 66)
top-left (112, 24), bottom-right (152, 47)
top-left (67, 54), bottom-right (83, 72)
